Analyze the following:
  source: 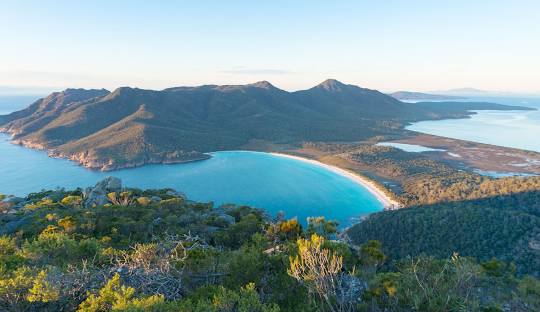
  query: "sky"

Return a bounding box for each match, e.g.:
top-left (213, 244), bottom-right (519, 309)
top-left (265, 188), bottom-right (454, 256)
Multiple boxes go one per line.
top-left (1, 0), bottom-right (539, 94)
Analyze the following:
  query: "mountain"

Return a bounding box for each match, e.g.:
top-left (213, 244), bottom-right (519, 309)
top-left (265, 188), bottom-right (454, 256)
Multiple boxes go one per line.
top-left (389, 91), bottom-right (466, 101)
top-left (0, 80), bottom-right (528, 170)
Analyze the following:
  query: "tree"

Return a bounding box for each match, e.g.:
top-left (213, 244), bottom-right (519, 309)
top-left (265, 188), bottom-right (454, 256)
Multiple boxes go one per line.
top-left (358, 240), bottom-right (386, 278)
top-left (27, 270), bottom-right (59, 303)
top-left (107, 192), bottom-right (136, 207)
top-left (61, 195), bottom-right (83, 207)
top-left (178, 283), bottom-right (280, 312)
top-left (77, 273), bottom-right (164, 311)
top-left (288, 234), bottom-right (343, 312)
top-left (307, 217), bottom-right (338, 239)
top-left (393, 254), bottom-right (481, 311)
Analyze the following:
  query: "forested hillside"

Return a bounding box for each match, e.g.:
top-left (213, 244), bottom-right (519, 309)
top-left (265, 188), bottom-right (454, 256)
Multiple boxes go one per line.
top-left (1, 178), bottom-right (539, 311)
top-left (346, 192), bottom-right (540, 277)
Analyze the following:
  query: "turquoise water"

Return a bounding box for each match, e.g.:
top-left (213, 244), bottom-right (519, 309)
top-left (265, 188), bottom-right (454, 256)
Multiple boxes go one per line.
top-left (0, 134), bottom-right (383, 226)
top-left (407, 97), bottom-right (540, 152)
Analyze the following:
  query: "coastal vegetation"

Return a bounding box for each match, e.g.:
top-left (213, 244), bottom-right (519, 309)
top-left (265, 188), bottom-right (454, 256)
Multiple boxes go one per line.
top-left (330, 144), bottom-right (540, 279)
top-left (346, 192), bottom-right (540, 277)
top-left (306, 143), bottom-right (540, 207)
top-left (285, 142), bottom-right (540, 280)
top-left (1, 179), bottom-right (539, 311)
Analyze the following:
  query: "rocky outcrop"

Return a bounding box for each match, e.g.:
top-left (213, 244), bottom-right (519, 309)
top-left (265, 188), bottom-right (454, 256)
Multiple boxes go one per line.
top-left (336, 275), bottom-right (368, 306)
top-left (83, 177), bottom-right (122, 207)
top-left (48, 147), bottom-right (210, 171)
top-left (0, 197), bottom-right (27, 214)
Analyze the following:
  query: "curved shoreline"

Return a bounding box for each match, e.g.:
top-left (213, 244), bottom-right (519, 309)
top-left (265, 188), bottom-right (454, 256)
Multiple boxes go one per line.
top-left (270, 152), bottom-right (401, 210)
top-left (0, 132), bottom-right (401, 209)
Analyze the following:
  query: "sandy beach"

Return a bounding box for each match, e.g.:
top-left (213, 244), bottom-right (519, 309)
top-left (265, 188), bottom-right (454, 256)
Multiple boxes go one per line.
top-left (271, 152), bottom-right (401, 210)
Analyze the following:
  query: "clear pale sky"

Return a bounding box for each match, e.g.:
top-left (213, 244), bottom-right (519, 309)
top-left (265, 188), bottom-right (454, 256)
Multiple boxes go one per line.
top-left (1, 0), bottom-right (539, 93)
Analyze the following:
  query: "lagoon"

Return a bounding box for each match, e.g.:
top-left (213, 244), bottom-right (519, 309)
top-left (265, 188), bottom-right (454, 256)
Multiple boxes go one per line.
top-left (407, 97), bottom-right (540, 153)
top-left (0, 134), bottom-right (383, 226)
top-left (376, 142), bottom-right (445, 153)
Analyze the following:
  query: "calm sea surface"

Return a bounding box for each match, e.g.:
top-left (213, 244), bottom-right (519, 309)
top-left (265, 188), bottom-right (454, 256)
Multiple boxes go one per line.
top-left (0, 133), bottom-right (382, 226)
top-left (0, 95), bottom-right (42, 115)
top-left (407, 96), bottom-right (540, 152)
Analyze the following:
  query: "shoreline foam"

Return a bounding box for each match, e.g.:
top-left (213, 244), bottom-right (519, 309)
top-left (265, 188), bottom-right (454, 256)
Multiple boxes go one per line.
top-left (270, 152), bottom-right (401, 210)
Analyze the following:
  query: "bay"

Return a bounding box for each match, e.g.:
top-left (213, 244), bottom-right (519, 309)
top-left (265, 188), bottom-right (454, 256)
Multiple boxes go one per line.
top-left (0, 134), bottom-right (383, 226)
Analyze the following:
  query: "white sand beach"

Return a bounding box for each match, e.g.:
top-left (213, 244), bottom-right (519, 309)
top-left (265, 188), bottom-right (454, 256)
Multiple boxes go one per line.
top-left (271, 153), bottom-right (401, 210)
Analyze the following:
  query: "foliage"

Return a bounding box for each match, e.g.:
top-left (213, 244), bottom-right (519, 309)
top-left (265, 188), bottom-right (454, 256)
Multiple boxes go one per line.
top-left (27, 270), bottom-right (60, 303)
top-left (288, 234), bottom-right (344, 311)
top-left (178, 283), bottom-right (280, 312)
top-left (61, 195), bottom-right (83, 207)
top-left (306, 217), bottom-right (338, 239)
top-left (342, 144), bottom-right (540, 207)
top-left (266, 218), bottom-right (303, 243)
top-left (0, 185), bottom-right (539, 311)
top-left (346, 193), bottom-right (540, 277)
top-left (77, 273), bottom-right (165, 311)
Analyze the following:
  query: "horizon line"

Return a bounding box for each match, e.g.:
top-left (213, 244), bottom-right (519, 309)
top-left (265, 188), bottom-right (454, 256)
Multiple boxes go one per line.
top-left (1, 80), bottom-right (539, 97)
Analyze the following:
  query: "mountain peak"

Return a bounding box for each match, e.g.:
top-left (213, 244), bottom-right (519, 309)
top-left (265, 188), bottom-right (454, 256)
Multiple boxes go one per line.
top-left (316, 79), bottom-right (347, 91)
top-left (249, 81), bottom-right (276, 89)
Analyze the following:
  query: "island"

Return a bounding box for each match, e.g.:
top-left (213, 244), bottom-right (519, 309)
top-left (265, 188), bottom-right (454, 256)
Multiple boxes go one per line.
top-left (388, 90), bottom-right (466, 101)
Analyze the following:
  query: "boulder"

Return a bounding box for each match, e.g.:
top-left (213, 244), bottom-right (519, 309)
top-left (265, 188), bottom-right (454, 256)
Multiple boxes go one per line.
top-left (1, 197), bottom-right (26, 213)
top-left (84, 177), bottom-right (122, 207)
top-left (150, 196), bottom-right (162, 203)
top-left (2, 197), bottom-right (25, 205)
top-left (0, 202), bottom-right (13, 213)
top-left (165, 189), bottom-right (186, 199)
top-left (97, 176), bottom-right (122, 191)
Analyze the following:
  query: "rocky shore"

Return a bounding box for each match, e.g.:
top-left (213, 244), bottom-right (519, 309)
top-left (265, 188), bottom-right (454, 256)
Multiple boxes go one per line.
top-left (3, 133), bottom-right (211, 171)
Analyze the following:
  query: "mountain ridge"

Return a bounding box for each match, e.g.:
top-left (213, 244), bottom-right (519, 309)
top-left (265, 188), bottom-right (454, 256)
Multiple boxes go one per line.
top-left (0, 80), bottom-right (531, 170)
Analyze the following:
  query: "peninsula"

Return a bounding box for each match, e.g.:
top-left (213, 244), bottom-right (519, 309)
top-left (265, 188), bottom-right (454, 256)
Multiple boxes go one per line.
top-left (0, 80), bottom-right (532, 171)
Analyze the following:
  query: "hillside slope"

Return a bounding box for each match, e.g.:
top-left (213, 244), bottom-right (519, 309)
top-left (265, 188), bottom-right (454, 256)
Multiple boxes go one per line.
top-left (346, 190), bottom-right (540, 277)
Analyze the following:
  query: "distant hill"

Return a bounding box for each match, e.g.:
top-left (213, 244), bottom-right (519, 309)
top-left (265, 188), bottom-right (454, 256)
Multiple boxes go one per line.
top-left (445, 87), bottom-right (488, 94)
top-left (0, 80), bottom-right (529, 170)
top-left (413, 101), bottom-right (535, 112)
top-left (432, 87), bottom-right (516, 97)
top-left (389, 91), bottom-right (466, 101)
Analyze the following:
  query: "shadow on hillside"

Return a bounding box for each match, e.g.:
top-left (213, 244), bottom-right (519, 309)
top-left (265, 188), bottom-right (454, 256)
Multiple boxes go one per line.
top-left (347, 190), bottom-right (540, 277)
